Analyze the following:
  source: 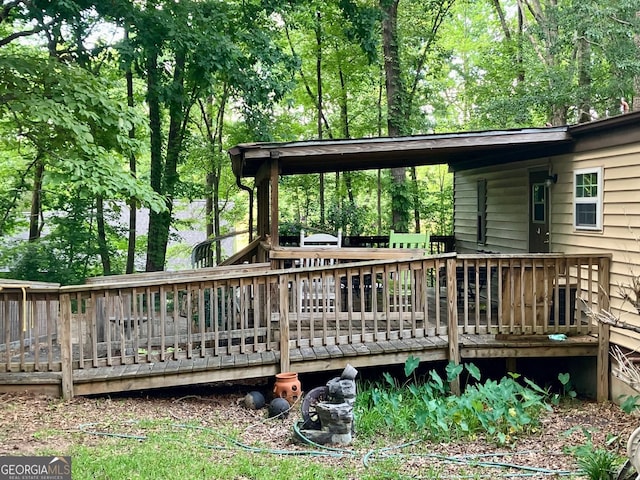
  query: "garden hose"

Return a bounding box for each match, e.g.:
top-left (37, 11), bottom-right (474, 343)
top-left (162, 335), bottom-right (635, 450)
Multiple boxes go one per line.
top-left (78, 419), bottom-right (582, 477)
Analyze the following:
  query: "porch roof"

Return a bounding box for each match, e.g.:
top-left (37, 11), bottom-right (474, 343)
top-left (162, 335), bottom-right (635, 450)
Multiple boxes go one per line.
top-left (228, 110), bottom-right (640, 177)
top-left (229, 127), bottom-right (573, 178)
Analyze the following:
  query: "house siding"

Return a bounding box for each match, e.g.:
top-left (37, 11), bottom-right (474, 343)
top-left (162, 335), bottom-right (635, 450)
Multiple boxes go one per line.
top-left (454, 159), bottom-right (548, 254)
top-left (551, 143), bottom-right (640, 351)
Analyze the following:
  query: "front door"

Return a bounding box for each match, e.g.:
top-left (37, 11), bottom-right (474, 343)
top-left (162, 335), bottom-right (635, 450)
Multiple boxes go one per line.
top-left (529, 170), bottom-right (550, 253)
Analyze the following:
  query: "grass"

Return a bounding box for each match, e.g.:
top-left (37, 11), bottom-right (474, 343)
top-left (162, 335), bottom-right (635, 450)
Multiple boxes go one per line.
top-left (69, 441), bottom-right (349, 480)
top-left (45, 419), bottom-right (357, 480)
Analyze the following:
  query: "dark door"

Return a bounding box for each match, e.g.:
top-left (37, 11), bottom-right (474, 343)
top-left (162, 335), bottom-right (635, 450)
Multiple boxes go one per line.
top-left (529, 170), bottom-right (550, 253)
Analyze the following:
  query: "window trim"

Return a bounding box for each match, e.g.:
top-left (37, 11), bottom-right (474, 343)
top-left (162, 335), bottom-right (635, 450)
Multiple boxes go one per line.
top-left (573, 167), bottom-right (603, 231)
top-left (477, 178), bottom-right (487, 245)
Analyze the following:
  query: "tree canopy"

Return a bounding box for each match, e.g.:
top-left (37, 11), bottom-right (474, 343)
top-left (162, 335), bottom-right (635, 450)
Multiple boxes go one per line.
top-left (0, 0), bottom-right (638, 282)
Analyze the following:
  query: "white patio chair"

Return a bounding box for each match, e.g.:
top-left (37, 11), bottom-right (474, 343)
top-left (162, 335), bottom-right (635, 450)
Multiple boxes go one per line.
top-left (299, 229), bottom-right (342, 312)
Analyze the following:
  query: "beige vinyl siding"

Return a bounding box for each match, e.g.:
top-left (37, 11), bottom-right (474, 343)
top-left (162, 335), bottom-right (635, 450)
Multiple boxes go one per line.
top-left (550, 143), bottom-right (640, 352)
top-left (454, 159), bottom-right (547, 253)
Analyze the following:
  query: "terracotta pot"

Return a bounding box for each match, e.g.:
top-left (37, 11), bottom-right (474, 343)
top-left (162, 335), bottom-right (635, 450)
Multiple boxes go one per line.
top-left (273, 372), bottom-right (301, 405)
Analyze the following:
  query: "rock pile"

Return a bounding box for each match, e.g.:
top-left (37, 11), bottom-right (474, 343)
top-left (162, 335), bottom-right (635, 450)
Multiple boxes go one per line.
top-left (296, 364), bottom-right (358, 446)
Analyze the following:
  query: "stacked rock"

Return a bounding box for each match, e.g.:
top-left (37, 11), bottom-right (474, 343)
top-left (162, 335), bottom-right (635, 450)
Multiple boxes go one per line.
top-left (296, 364), bottom-right (358, 446)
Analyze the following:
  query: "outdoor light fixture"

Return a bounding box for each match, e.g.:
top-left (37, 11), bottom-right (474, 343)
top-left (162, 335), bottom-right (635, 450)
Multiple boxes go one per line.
top-left (544, 174), bottom-right (558, 187)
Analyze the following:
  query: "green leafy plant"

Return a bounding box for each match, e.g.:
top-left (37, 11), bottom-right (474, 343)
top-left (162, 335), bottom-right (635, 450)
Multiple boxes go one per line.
top-left (558, 372), bottom-right (577, 400)
top-left (566, 428), bottom-right (624, 480)
top-left (356, 359), bottom-right (552, 445)
top-left (619, 394), bottom-right (640, 414)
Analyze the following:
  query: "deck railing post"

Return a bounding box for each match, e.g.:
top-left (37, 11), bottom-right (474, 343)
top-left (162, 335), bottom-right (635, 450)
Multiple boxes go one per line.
top-left (59, 293), bottom-right (73, 400)
top-left (278, 275), bottom-right (290, 373)
top-left (446, 257), bottom-right (460, 395)
top-left (597, 257), bottom-right (611, 402)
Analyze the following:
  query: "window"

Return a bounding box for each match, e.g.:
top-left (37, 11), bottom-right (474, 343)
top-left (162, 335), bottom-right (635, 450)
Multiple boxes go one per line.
top-left (532, 183), bottom-right (546, 224)
top-left (574, 167), bottom-right (602, 230)
top-left (477, 179), bottom-right (487, 244)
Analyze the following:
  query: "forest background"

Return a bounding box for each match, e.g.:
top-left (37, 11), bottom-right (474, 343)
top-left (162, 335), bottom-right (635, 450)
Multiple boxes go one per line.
top-left (0, 0), bottom-right (639, 284)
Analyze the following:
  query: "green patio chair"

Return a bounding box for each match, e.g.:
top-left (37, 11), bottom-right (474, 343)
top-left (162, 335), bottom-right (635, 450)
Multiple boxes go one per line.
top-left (389, 230), bottom-right (430, 250)
top-left (388, 230), bottom-right (430, 311)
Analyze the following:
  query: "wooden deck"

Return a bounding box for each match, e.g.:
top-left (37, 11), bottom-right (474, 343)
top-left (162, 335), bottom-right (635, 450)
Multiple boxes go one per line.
top-left (0, 334), bottom-right (598, 397)
top-left (0, 251), bottom-right (610, 399)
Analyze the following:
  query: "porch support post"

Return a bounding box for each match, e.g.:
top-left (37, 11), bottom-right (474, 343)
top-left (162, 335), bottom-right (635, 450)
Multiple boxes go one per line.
top-left (60, 293), bottom-right (74, 400)
top-left (446, 257), bottom-right (460, 395)
top-left (597, 257), bottom-right (611, 402)
top-left (279, 274), bottom-right (290, 373)
top-left (270, 152), bottom-right (280, 247)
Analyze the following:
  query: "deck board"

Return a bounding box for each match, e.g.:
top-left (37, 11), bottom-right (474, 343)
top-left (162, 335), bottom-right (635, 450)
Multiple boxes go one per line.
top-left (247, 352), bottom-right (264, 366)
top-left (312, 345), bottom-right (331, 359)
top-left (192, 356), bottom-right (209, 372)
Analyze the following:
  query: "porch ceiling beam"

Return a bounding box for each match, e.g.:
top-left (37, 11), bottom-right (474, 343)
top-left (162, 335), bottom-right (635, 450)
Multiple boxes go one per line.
top-left (230, 128), bottom-right (571, 178)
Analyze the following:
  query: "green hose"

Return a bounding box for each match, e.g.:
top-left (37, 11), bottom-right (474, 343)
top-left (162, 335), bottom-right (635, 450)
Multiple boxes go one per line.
top-left (78, 419), bottom-right (582, 477)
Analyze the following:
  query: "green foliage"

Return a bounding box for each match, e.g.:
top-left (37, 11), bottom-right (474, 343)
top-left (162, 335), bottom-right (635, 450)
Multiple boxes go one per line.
top-left (565, 428), bottom-right (624, 480)
top-left (389, 173), bottom-right (412, 232)
top-left (404, 355), bottom-right (420, 378)
top-left (619, 394), bottom-right (640, 414)
top-left (419, 165), bottom-right (453, 235)
top-left (558, 372), bottom-right (578, 400)
top-left (576, 448), bottom-right (622, 480)
top-left (0, 55), bottom-right (163, 211)
top-left (1, 0), bottom-right (639, 274)
top-left (356, 360), bottom-right (552, 445)
top-left (0, 190), bottom-right (134, 283)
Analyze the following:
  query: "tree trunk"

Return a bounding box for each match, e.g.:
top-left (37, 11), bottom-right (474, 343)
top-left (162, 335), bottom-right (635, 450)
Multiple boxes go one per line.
top-left (577, 34), bottom-right (591, 123)
top-left (96, 196), bottom-right (111, 275)
top-left (125, 27), bottom-right (137, 274)
top-left (199, 86), bottom-right (228, 265)
top-left (492, 0), bottom-right (525, 84)
top-left (377, 75), bottom-right (383, 234)
top-left (381, 0), bottom-right (409, 232)
top-left (410, 166), bottom-right (420, 233)
top-left (338, 64), bottom-right (351, 233)
top-left (145, 47), bottom-right (188, 272)
top-left (316, 11), bottom-right (325, 226)
top-left (156, 48), bottom-right (187, 267)
top-left (28, 156), bottom-right (44, 242)
top-left (517, 3), bottom-right (525, 84)
top-left (144, 45), bottom-right (166, 271)
top-left (213, 173), bottom-right (222, 265)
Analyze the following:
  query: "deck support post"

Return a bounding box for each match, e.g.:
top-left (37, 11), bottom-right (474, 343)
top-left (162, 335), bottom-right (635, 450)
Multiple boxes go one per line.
top-left (446, 257), bottom-right (460, 395)
top-left (597, 257), bottom-right (611, 402)
top-left (505, 357), bottom-right (517, 374)
top-left (597, 323), bottom-right (610, 402)
top-left (60, 293), bottom-right (74, 400)
top-left (279, 275), bottom-right (290, 373)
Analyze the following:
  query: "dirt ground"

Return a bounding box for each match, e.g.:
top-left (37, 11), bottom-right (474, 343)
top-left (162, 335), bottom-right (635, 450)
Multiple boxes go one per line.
top-left (0, 384), bottom-right (638, 479)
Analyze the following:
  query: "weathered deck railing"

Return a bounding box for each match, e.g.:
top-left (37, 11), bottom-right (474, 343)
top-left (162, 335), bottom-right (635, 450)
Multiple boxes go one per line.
top-left (271, 249), bottom-right (609, 333)
top-left (63, 263), bottom-right (277, 369)
top-left (0, 281), bottom-right (61, 373)
top-left (0, 251), bottom-right (610, 399)
top-left (454, 254), bottom-right (610, 336)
